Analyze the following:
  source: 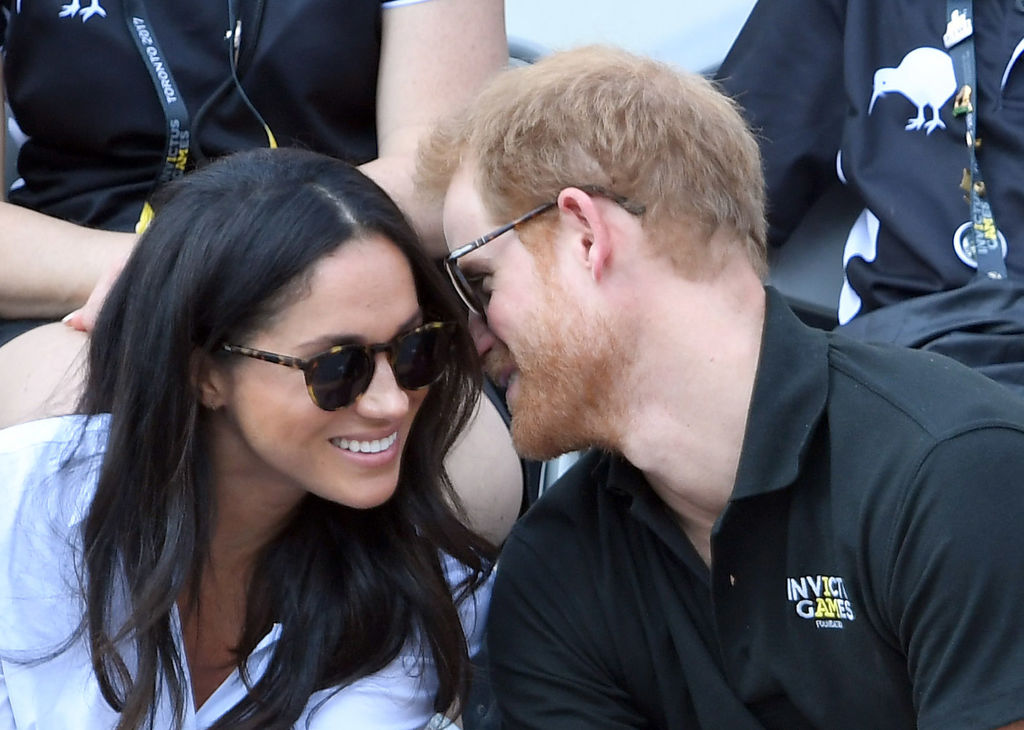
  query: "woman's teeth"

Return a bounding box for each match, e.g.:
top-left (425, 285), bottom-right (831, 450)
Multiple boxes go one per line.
top-left (332, 432), bottom-right (397, 454)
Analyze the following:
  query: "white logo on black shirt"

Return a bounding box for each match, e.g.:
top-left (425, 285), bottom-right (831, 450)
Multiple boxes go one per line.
top-left (786, 574), bottom-right (856, 630)
top-left (868, 47), bottom-right (957, 135)
top-left (59, 0), bottom-right (107, 22)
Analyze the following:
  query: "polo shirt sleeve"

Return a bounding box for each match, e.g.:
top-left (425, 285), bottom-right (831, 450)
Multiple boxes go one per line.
top-left (487, 530), bottom-right (648, 729)
top-left (885, 426), bottom-right (1024, 730)
top-left (715, 0), bottom-right (847, 247)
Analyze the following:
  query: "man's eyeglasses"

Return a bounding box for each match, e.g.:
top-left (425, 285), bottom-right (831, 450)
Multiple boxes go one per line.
top-left (221, 321), bottom-right (455, 411)
top-left (444, 186), bottom-right (645, 319)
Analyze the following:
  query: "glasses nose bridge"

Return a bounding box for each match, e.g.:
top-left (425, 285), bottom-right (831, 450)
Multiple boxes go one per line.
top-left (365, 340), bottom-right (400, 369)
top-left (356, 346), bottom-right (410, 415)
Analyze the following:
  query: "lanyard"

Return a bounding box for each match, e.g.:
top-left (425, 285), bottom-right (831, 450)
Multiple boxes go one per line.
top-left (123, 0), bottom-right (191, 231)
top-left (123, 0), bottom-right (191, 187)
top-left (121, 0), bottom-right (273, 232)
top-left (944, 0), bottom-right (1008, 280)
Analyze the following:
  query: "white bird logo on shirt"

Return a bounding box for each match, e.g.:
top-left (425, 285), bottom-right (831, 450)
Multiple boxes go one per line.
top-left (868, 47), bottom-right (957, 134)
top-left (58, 0), bottom-right (107, 22)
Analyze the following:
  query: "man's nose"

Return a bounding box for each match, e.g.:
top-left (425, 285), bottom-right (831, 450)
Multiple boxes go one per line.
top-left (467, 313), bottom-right (498, 358)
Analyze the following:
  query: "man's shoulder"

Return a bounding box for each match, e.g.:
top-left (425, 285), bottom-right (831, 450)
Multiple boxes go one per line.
top-left (516, 450), bottom-right (619, 529)
top-left (500, 450), bottom-right (627, 572)
top-left (825, 336), bottom-right (1024, 439)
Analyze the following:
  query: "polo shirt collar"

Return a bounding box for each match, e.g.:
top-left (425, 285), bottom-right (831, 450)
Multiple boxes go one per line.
top-left (605, 451), bottom-right (714, 578)
top-left (596, 289), bottom-right (828, 560)
top-left (730, 287), bottom-right (830, 501)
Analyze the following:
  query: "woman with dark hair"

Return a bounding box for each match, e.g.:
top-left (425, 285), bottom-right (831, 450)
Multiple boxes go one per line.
top-left (0, 0), bottom-right (523, 549)
top-left (0, 147), bottom-right (495, 729)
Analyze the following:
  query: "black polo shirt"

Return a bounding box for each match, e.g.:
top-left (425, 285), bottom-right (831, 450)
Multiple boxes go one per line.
top-left (1, 0), bottom-right (384, 232)
top-left (487, 287), bottom-right (1024, 729)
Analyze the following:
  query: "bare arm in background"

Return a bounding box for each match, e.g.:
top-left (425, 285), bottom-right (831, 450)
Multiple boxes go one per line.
top-left (368, 0), bottom-right (508, 256)
top-left (0, 54), bottom-right (136, 320)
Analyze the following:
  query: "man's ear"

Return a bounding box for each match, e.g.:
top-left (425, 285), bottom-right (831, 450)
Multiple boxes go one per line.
top-left (192, 350), bottom-right (227, 411)
top-left (556, 187), bottom-right (613, 282)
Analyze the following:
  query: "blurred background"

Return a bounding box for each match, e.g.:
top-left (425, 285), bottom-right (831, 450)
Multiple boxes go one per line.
top-left (506, 0), bottom-right (758, 72)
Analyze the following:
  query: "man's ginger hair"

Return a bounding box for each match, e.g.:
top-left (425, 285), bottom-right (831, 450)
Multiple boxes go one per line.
top-left (418, 44), bottom-right (767, 277)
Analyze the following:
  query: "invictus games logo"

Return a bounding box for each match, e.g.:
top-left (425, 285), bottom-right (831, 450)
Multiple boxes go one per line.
top-left (953, 220), bottom-right (1008, 270)
top-left (786, 575), bottom-right (856, 630)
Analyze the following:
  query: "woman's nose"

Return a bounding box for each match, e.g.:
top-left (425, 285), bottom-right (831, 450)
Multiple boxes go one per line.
top-left (354, 352), bottom-right (410, 418)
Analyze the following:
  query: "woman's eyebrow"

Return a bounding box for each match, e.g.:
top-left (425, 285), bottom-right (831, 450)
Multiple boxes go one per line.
top-left (296, 310), bottom-right (424, 351)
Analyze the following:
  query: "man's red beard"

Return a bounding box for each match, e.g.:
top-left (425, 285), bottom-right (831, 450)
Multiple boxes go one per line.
top-left (494, 294), bottom-right (626, 461)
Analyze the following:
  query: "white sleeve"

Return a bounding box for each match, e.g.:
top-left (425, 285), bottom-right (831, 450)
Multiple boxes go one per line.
top-left (0, 663), bottom-right (17, 730)
top-left (300, 658), bottom-right (438, 730)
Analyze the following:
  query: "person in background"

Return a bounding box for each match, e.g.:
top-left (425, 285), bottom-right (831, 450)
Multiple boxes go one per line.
top-left (0, 147), bottom-right (493, 729)
top-left (418, 45), bottom-right (1024, 729)
top-left (715, 0), bottom-right (1024, 395)
top-left (0, 0), bottom-right (521, 544)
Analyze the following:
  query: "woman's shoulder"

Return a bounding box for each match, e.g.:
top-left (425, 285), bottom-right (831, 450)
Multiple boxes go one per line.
top-left (0, 415), bottom-right (109, 596)
top-left (0, 414), bottom-right (108, 519)
top-left (0, 414), bottom-right (108, 459)
top-left (0, 416), bottom-right (108, 659)
top-left (0, 412), bottom-right (109, 524)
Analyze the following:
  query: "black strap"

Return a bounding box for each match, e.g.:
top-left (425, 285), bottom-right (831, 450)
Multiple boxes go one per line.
top-left (123, 0), bottom-right (191, 189)
top-left (944, 0), bottom-right (1008, 280)
top-left (191, 0), bottom-right (270, 166)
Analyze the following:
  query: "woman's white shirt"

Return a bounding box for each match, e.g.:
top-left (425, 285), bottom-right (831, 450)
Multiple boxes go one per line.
top-left (0, 415), bottom-right (491, 729)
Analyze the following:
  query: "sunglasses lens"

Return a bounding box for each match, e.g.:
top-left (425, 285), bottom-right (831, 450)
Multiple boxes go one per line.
top-left (394, 324), bottom-right (454, 389)
top-left (308, 348), bottom-right (373, 411)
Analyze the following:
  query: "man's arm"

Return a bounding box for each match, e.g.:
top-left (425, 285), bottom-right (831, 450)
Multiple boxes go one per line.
top-left (887, 427), bottom-right (1024, 730)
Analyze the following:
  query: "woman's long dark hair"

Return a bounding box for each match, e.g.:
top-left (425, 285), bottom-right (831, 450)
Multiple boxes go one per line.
top-left (75, 147), bottom-right (494, 729)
